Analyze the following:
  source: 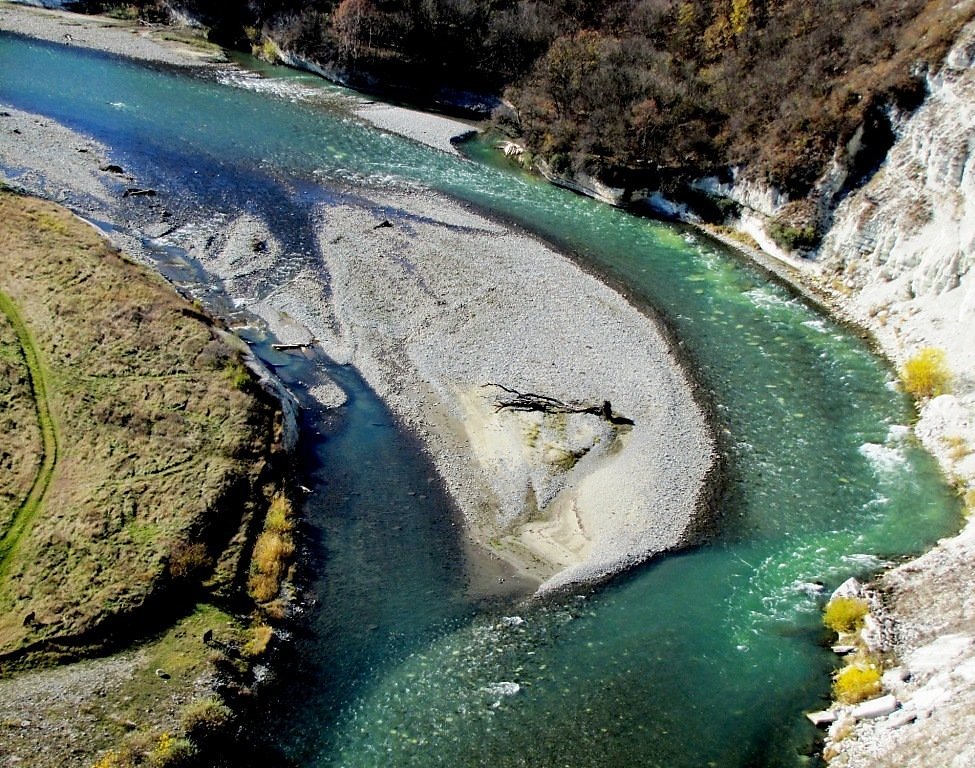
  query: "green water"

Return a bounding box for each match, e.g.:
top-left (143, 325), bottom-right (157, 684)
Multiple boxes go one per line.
top-left (0, 33), bottom-right (961, 767)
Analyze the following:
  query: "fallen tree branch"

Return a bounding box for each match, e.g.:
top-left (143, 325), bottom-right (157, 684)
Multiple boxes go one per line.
top-left (482, 383), bottom-right (635, 425)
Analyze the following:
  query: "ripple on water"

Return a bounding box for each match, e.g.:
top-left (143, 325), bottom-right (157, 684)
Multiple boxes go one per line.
top-left (858, 441), bottom-right (908, 474)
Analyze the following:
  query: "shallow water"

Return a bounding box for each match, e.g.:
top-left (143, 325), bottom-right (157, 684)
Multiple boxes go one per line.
top-left (0, 33), bottom-right (962, 767)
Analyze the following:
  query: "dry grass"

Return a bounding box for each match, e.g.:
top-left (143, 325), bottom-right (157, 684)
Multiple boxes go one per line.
top-left (0, 191), bottom-right (281, 662)
top-left (264, 492), bottom-right (295, 534)
top-left (178, 696), bottom-right (233, 742)
top-left (241, 624), bottom-right (274, 658)
top-left (247, 492), bottom-right (296, 605)
top-left (943, 435), bottom-right (971, 462)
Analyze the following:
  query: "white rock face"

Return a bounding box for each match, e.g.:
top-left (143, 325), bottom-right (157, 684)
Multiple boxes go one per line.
top-left (818, 19), bottom-right (975, 486)
top-left (850, 694), bottom-right (899, 720)
top-left (692, 172), bottom-right (789, 218)
top-left (811, 18), bottom-right (975, 768)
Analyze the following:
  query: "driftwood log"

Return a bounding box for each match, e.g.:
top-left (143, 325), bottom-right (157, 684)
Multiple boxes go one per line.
top-left (483, 384), bottom-right (635, 426)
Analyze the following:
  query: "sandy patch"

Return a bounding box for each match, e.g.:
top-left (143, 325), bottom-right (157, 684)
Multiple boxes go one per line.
top-left (354, 102), bottom-right (477, 154)
top-left (0, 1), bottom-right (224, 65)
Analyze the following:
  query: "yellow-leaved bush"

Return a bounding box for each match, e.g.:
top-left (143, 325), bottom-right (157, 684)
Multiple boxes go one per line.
top-left (902, 347), bottom-right (951, 399)
top-left (833, 662), bottom-right (882, 704)
top-left (823, 596), bottom-right (869, 635)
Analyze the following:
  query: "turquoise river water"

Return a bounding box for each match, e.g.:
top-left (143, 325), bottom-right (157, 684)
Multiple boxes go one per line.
top-left (0, 33), bottom-right (963, 767)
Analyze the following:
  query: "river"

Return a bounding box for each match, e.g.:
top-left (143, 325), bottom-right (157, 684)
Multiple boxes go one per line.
top-left (0, 33), bottom-right (962, 767)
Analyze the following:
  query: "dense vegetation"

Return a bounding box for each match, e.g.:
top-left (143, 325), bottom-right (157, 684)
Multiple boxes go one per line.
top-left (501, 0), bottom-right (968, 197)
top-left (95, 1), bottom-right (974, 224)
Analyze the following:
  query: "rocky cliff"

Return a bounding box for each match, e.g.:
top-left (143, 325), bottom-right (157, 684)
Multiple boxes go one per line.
top-left (776, 18), bottom-right (975, 768)
top-left (627, 14), bottom-right (975, 764)
top-left (696, 16), bottom-right (975, 493)
top-left (818, 19), bottom-right (975, 485)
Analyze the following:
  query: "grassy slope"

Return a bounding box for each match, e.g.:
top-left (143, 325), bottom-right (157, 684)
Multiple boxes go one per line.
top-left (0, 602), bottom-right (250, 767)
top-left (0, 190), bottom-right (282, 664)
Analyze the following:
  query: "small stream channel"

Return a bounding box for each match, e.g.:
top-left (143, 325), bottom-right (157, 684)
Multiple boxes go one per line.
top-left (0, 33), bottom-right (963, 767)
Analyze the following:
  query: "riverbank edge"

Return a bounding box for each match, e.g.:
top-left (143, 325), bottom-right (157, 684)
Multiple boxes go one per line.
top-left (356, 180), bottom-right (728, 596)
top-left (55, 3), bottom-right (975, 763)
top-left (480, 49), bottom-right (975, 766)
top-left (657, 179), bottom-right (975, 765)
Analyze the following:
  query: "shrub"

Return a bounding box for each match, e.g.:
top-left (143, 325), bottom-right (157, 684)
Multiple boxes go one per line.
top-left (92, 751), bottom-right (130, 768)
top-left (902, 347), bottom-right (951, 399)
top-left (168, 541), bottom-right (213, 581)
top-left (179, 697), bottom-right (233, 743)
top-left (768, 221), bottom-right (819, 251)
top-left (248, 492), bottom-right (296, 603)
top-left (548, 153), bottom-right (572, 176)
top-left (242, 624), bottom-right (274, 657)
top-left (823, 596), bottom-right (869, 635)
top-left (248, 530), bottom-right (294, 602)
top-left (94, 729), bottom-right (196, 768)
top-left (223, 359), bottom-right (251, 391)
top-left (148, 731), bottom-right (196, 768)
top-left (105, 5), bottom-right (140, 21)
top-left (255, 38), bottom-right (279, 62)
top-left (248, 571), bottom-right (279, 603)
top-left (833, 662), bottom-right (882, 704)
top-left (264, 492), bottom-right (294, 534)
top-left (253, 532), bottom-right (293, 577)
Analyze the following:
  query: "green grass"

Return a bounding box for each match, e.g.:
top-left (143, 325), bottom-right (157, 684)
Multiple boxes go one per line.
top-left (0, 312), bottom-right (42, 536)
top-left (85, 603), bottom-right (244, 768)
top-left (0, 289), bottom-right (59, 577)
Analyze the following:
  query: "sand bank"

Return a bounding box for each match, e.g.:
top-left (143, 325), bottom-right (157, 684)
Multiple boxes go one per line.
top-left (252, 191), bottom-right (717, 591)
top-left (148, 186), bottom-right (716, 591)
top-left (354, 102), bottom-right (477, 154)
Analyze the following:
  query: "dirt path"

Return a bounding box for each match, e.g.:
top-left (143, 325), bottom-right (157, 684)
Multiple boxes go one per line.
top-left (0, 289), bottom-right (59, 574)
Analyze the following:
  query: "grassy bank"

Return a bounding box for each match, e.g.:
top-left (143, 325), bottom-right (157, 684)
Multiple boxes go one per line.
top-left (0, 190), bottom-right (294, 766)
